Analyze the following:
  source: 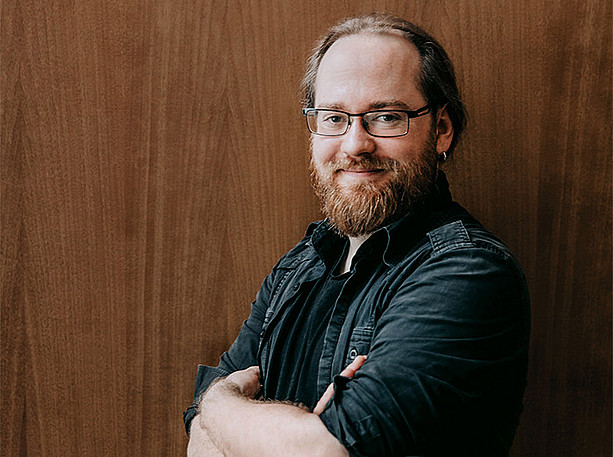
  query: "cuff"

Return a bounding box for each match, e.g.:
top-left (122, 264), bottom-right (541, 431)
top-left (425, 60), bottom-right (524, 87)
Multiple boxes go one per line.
top-left (183, 365), bottom-right (230, 435)
top-left (319, 375), bottom-right (379, 457)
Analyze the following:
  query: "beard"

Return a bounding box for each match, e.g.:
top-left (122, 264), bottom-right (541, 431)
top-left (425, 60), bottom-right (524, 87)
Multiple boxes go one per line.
top-left (310, 135), bottom-right (439, 238)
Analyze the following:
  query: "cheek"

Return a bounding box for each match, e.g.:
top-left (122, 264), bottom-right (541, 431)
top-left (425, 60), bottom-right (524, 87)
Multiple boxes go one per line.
top-left (312, 137), bottom-right (339, 164)
top-left (379, 138), bottom-right (422, 162)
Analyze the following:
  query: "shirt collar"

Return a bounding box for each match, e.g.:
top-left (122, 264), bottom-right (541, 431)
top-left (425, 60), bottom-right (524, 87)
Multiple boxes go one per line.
top-left (309, 219), bottom-right (347, 270)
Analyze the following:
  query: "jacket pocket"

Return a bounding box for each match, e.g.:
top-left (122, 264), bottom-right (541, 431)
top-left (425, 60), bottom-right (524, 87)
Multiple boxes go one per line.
top-left (344, 326), bottom-right (374, 366)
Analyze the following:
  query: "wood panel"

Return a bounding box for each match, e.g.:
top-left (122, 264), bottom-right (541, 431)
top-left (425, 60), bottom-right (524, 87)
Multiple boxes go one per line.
top-left (2, 0), bottom-right (610, 456)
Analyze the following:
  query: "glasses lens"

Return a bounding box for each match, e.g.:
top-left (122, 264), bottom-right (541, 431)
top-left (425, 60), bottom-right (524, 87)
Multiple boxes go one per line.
top-left (363, 111), bottom-right (409, 137)
top-left (307, 110), bottom-right (348, 136)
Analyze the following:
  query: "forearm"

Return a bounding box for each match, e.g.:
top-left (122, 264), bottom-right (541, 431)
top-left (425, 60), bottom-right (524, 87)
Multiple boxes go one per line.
top-left (199, 382), bottom-right (348, 457)
top-left (187, 418), bottom-right (224, 457)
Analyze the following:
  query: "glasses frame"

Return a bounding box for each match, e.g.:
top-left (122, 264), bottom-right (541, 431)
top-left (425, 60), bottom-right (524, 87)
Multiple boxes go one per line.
top-left (302, 104), bottom-right (431, 138)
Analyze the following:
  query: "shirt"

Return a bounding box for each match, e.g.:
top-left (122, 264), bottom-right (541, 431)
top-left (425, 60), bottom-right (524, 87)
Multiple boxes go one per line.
top-left (266, 267), bottom-right (349, 409)
top-left (184, 172), bottom-right (530, 457)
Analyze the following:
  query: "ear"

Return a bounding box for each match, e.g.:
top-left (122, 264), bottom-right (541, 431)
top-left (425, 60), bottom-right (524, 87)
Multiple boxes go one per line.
top-left (434, 105), bottom-right (454, 157)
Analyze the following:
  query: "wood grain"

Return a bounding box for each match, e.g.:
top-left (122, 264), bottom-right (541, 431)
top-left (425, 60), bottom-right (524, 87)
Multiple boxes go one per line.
top-left (2, 0), bottom-right (610, 455)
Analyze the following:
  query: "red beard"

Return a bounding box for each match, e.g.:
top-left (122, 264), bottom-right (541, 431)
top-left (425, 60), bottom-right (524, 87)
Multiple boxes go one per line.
top-left (310, 142), bottom-right (438, 237)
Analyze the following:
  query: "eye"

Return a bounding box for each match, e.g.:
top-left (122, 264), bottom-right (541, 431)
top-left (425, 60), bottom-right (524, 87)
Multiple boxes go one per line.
top-left (371, 112), bottom-right (402, 124)
top-left (322, 113), bottom-right (345, 124)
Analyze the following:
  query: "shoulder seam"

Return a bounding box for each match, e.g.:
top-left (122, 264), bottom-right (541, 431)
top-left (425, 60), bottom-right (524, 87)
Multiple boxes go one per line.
top-left (427, 220), bottom-right (473, 255)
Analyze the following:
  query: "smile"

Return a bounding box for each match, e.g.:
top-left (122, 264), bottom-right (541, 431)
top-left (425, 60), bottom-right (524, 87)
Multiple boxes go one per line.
top-left (335, 168), bottom-right (387, 183)
top-left (339, 168), bottom-right (385, 176)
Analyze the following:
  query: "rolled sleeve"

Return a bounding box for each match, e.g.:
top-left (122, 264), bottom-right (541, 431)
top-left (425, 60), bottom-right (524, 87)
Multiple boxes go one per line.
top-left (320, 246), bottom-right (530, 456)
top-left (183, 365), bottom-right (230, 434)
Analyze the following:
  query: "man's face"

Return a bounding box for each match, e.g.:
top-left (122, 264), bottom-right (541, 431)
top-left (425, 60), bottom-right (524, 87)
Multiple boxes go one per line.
top-left (310, 33), bottom-right (440, 237)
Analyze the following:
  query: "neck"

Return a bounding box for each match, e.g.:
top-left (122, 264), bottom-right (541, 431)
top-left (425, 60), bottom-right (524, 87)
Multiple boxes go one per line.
top-left (339, 234), bottom-right (371, 275)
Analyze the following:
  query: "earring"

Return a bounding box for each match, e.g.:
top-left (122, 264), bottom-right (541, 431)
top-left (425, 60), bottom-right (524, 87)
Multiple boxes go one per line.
top-left (439, 151), bottom-right (448, 162)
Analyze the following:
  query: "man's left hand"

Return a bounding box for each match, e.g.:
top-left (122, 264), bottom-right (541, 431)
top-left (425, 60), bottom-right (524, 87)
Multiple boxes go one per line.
top-left (313, 355), bottom-right (366, 415)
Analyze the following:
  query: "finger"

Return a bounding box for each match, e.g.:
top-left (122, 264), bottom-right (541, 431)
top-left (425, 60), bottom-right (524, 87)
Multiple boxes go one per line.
top-left (340, 355), bottom-right (367, 378)
top-left (313, 356), bottom-right (367, 416)
top-left (313, 383), bottom-right (334, 415)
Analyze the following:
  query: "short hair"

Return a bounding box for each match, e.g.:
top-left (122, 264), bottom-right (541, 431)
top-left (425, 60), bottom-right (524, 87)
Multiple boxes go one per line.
top-left (301, 13), bottom-right (467, 156)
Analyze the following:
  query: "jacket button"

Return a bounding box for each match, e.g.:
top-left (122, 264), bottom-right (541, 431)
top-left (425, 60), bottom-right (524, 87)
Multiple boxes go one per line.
top-left (349, 348), bottom-right (358, 360)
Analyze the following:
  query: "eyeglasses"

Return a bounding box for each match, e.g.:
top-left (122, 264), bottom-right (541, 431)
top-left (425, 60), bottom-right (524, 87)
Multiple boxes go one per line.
top-left (302, 105), bottom-right (430, 137)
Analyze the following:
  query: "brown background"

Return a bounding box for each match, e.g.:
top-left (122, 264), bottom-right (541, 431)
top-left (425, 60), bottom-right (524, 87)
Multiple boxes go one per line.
top-left (2, 0), bottom-right (611, 456)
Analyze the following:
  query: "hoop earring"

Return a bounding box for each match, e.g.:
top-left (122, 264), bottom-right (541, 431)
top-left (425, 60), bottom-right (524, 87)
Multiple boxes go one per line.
top-left (439, 151), bottom-right (448, 162)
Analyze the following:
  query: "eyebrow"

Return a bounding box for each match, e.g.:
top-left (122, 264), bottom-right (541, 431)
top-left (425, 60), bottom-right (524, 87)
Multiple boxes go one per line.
top-left (317, 100), bottom-right (414, 111)
top-left (371, 100), bottom-right (412, 110)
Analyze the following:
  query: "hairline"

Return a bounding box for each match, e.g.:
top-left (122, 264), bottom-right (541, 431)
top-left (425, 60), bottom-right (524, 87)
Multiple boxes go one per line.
top-left (305, 29), bottom-right (427, 107)
top-left (313, 31), bottom-right (425, 109)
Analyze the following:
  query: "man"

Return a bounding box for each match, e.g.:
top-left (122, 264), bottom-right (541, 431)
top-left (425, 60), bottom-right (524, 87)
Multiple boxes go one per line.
top-left (185, 13), bottom-right (530, 457)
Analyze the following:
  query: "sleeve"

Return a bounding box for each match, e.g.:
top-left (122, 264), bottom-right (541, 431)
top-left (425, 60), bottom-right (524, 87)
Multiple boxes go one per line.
top-left (319, 247), bottom-right (530, 456)
top-left (183, 271), bottom-right (275, 435)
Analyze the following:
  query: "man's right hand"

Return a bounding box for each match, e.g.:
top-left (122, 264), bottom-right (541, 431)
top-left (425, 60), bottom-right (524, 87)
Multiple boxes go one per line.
top-left (313, 355), bottom-right (367, 415)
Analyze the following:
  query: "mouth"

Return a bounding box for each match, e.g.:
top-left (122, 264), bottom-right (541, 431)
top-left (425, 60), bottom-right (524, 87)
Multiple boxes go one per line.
top-left (334, 168), bottom-right (388, 184)
top-left (338, 167), bottom-right (385, 176)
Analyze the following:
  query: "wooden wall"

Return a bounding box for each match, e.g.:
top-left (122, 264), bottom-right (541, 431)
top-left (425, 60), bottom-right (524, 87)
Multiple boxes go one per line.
top-left (2, 1), bottom-right (610, 455)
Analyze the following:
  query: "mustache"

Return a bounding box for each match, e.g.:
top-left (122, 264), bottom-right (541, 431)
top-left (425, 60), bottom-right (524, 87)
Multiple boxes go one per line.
top-left (327, 156), bottom-right (400, 172)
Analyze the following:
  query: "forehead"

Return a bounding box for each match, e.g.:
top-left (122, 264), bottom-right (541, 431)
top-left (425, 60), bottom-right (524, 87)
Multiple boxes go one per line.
top-left (315, 33), bottom-right (424, 109)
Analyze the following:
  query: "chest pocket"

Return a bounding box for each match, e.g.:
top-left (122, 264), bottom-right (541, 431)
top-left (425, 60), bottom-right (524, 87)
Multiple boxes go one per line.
top-left (344, 326), bottom-right (374, 366)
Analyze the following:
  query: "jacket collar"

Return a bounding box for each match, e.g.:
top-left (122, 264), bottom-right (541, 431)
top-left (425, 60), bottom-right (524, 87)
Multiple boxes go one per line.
top-left (380, 171), bottom-right (454, 266)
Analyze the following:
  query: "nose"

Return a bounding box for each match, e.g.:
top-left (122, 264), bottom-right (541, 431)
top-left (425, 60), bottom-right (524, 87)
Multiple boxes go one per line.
top-left (340, 117), bottom-right (376, 157)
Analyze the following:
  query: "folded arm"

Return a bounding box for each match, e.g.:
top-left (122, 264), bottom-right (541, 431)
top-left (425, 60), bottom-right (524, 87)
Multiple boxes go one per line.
top-left (318, 248), bottom-right (530, 456)
top-left (193, 367), bottom-right (349, 457)
top-left (187, 419), bottom-right (224, 457)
